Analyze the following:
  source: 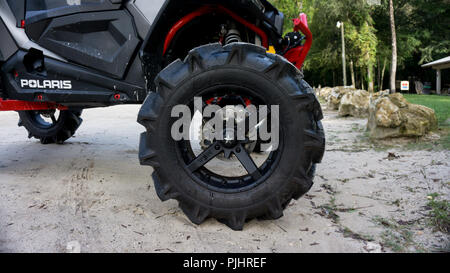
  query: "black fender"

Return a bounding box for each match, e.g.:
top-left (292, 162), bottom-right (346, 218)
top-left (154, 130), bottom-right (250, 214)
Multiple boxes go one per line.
top-left (141, 0), bottom-right (283, 56)
top-left (139, 0), bottom-right (285, 90)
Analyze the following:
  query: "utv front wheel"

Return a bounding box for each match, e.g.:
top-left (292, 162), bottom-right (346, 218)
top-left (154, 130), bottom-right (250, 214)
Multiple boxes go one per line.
top-left (18, 109), bottom-right (83, 144)
top-left (138, 43), bottom-right (325, 230)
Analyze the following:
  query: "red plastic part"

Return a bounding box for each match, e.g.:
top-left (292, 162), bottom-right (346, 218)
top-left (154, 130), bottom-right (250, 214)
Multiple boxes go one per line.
top-left (283, 13), bottom-right (313, 70)
top-left (163, 5), bottom-right (269, 55)
top-left (0, 98), bottom-right (68, 111)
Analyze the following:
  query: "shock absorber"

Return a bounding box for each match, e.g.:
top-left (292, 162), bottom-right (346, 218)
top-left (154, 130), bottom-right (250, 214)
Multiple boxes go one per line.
top-left (224, 23), bottom-right (242, 44)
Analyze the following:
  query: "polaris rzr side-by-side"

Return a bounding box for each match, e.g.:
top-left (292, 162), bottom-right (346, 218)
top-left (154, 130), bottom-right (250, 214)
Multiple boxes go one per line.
top-left (0, 0), bottom-right (325, 230)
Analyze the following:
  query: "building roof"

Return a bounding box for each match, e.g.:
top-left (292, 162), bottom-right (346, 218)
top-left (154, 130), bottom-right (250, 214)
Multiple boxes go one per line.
top-left (422, 56), bottom-right (450, 69)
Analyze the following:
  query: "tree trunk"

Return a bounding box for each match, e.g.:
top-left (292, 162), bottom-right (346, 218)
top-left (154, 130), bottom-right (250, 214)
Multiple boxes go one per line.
top-left (361, 68), bottom-right (365, 90)
top-left (377, 57), bottom-right (381, 91)
top-left (368, 65), bottom-right (374, 93)
top-left (350, 60), bottom-right (356, 88)
top-left (380, 57), bottom-right (387, 91)
top-left (389, 0), bottom-right (397, 94)
top-left (356, 67), bottom-right (359, 89)
top-left (340, 23), bottom-right (347, 86)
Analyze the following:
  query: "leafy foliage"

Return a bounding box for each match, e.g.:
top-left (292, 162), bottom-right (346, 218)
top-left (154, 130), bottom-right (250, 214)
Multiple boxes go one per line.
top-left (270, 0), bottom-right (314, 35)
top-left (269, 0), bottom-right (450, 88)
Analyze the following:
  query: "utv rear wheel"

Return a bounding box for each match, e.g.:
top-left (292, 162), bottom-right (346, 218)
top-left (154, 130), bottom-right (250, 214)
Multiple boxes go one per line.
top-left (138, 43), bottom-right (325, 230)
top-left (18, 109), bottom-right (83, 144)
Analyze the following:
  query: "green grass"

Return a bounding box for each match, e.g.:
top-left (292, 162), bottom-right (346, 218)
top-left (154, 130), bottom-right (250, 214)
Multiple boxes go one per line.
top-left (402, 94), bottom-right (450, 127)
top-left (372, 216), bottom-right (426, 252)
top-left (426, 198), bottom-right (450, 234)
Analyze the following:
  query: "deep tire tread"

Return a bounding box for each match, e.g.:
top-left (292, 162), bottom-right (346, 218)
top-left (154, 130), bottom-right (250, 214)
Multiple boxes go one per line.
top-left (18, 110), bottom-right (83, 145)
top-left (138, 43), bottom-right (325, 230)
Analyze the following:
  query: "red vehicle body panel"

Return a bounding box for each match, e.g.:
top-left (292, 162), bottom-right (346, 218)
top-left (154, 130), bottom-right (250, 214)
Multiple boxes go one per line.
top-left (284, 13), bottom-right (312, 70)
top-left (0, 98), bottom-right (67, 111)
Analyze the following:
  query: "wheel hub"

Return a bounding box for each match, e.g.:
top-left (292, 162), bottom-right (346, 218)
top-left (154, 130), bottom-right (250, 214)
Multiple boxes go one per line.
top-left (180, 89), bottom-right (278, 190)
top-left (222, 128), bottom-right (238, 147)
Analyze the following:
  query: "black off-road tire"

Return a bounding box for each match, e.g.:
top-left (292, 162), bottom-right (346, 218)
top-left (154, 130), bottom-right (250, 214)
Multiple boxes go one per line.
top-left (18, 110), bottom-right (83, 144)
top-left (138, 43), bottom-right (325, 230)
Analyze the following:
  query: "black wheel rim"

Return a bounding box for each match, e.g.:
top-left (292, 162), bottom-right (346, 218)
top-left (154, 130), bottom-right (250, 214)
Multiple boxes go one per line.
top-left (175, 85), bottom-right (283, 193)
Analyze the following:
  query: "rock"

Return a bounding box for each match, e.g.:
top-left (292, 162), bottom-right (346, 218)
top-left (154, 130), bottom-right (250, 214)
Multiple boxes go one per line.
top-left (424, 132), bottom-right (441, 141)
top-left (327, 86), bottom-right (354, 110)
top-left (401, 104), bottom-right (438, 136)
top-left (367, 93), bottom-right (438, 139)
top-left (389, 92), bottom-right (409, 108)
top-left (369, 90), bottom-right (390, 105)
top-left (338, 89), bottom-right (370, 117)
top-left (370, 97), bottom-right (403, 128)
top-left (364, 242), bottom-right (382, 253)
top-left (317, 87), bottom-right (334, 100)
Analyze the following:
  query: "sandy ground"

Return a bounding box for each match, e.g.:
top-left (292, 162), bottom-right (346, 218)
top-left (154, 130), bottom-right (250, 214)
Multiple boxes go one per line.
top-left (0, 105), bottom-right (448, 253)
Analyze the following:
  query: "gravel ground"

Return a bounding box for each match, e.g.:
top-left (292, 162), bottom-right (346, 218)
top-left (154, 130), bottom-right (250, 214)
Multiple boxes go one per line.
top-left (0, 105), bottom-right (448, 253)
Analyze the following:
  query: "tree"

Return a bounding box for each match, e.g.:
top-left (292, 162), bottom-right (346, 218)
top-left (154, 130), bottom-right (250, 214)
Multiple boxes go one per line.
top-left (270, 0), bottom-right (314, 35)
top-left (411, 0), bottom-right (450, 64)
top-left (337, 1), bottom-right (377, 91)
top-left (271, 0), bottom-right (449, 90)
top-left (389, 0), bottom-right (397, 93)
